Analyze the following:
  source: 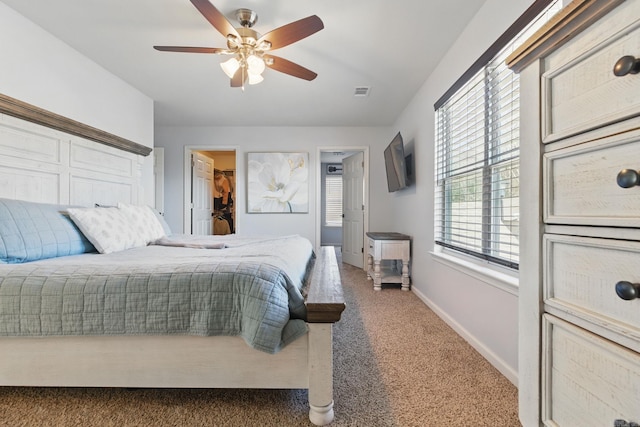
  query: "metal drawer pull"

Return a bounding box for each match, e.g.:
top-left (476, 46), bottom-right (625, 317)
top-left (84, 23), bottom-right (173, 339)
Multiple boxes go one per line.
top-left (615, 281), bottom-right (640, 301)
top-left (613, 55), bottom-right (640, 76)
top-left (617, 169), bottom-right (640, 188)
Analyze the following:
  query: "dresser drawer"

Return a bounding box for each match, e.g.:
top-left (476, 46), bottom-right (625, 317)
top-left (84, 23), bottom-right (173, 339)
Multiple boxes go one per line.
top-left (544, 130), bottom-right (640, 227)
top-left (541, 0), bottom-right (640, 143)
top-left (542, 315), bottom-right (640, 427)
top-left (543, 234), bottom-right (640, 348)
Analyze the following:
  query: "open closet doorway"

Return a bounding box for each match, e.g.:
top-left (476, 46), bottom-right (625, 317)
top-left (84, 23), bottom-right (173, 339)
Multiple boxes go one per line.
top-left (184, 147), bottom-right (237, 235)
top-left (317, 147), bottom-right (369, 269)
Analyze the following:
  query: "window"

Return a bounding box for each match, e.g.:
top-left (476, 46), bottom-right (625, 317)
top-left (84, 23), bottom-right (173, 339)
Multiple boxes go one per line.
top-left (434, 0), bottom-right (561, 270)
top-left (325, 172), bottom-right (343, 227)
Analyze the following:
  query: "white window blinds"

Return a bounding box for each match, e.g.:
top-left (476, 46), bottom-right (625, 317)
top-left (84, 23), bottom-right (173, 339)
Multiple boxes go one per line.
top-left (434, 0), bottom-right (561, 269)
top-left (325, 175), bottom-right (343, 226)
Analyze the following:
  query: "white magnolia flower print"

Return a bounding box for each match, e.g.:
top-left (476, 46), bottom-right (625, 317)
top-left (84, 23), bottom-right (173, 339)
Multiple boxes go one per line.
top-left (248, 153), bottom-right (309, 212)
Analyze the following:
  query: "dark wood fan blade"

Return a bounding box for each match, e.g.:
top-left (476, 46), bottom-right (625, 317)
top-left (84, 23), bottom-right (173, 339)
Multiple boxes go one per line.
top-left (190, 0), bottom-right (240, 39)
top-left (257, 15), bottom-right (323, 50)
top-left (154, 46), bottom-right (230, 54)
top-left (231, 68), bottom-right (246, 87)
top-left (264, 55), bottom-right (317, 81)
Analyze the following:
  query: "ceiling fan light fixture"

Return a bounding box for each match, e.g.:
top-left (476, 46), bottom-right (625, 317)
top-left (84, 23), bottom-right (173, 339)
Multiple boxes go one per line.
top-left (221, 57), bottom-right (240, 78)
top-left (256, 40), bottom-right (272, 51)
top-left (248, 74), bottom-right (264, 85)
top-left (247, 54), bottom-right (266, 75)
top-left (226, 34), bottom-right (240, 49)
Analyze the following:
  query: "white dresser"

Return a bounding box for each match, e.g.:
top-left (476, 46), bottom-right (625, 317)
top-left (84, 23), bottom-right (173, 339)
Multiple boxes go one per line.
top-left (507, 1), bottom-right (640, 426)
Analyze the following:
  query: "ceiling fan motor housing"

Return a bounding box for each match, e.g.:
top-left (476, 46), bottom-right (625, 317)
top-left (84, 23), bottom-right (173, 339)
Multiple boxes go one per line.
top-left (233, 27), bottom-right (259, 46)
top-left (235, 8), bottom-right (257, 28)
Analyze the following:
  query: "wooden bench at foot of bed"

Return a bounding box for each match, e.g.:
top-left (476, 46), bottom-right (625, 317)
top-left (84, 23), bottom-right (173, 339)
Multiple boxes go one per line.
top-left (0, 247), bottom-right (345, 426)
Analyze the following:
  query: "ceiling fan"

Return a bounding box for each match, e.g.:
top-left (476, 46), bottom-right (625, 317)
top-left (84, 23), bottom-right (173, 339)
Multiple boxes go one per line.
top-left (154, 0), bottom-right (324, 88)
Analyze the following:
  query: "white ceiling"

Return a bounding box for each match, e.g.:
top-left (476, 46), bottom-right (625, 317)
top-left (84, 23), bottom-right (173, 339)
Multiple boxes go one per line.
top-left (1, 0), bottom-right (486, 127)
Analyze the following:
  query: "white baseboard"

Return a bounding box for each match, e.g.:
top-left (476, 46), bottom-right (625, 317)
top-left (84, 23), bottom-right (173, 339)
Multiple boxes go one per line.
top-left (411, 287), bottom-right (518, 387)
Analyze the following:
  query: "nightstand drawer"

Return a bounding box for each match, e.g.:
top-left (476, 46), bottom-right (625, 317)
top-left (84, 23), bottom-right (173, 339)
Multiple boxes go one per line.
top-left (367, 237), bottom-right (410, 260)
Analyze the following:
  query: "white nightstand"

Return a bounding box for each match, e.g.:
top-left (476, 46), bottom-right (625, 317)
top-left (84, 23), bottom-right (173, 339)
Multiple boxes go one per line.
top-left (366, 232), bottom-right (411, 291)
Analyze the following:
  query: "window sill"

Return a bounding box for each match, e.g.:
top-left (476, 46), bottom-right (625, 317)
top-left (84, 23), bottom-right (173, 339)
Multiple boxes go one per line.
top-left (324, 224), bottom-right (343, 228)
top-left (430, 249), bottom-right (518, 296)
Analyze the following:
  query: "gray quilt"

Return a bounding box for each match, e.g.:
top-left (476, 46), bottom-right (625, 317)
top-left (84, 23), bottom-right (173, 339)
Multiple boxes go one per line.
top-left (0, 235), bottom-right (314, 353)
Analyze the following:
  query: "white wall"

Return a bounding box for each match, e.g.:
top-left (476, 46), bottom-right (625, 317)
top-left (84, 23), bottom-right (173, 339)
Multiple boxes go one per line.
top-left (380, 0), bottom-right (541, 384)
top-left (155, 126), bottom-right (392, 246)
top-left (0, 2), bottom-right (155, 205)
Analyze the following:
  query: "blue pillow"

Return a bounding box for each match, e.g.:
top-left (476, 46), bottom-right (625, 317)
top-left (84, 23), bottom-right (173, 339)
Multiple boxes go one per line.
top-left (0, 198), bottom-right (96, 263)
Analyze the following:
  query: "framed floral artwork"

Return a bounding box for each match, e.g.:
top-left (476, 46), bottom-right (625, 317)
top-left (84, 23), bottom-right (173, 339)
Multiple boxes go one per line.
top-left (247, 152), bottom-right (309, 213)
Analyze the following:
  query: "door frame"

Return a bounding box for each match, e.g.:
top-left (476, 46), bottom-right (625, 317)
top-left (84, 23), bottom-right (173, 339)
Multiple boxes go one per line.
top-left (315, 146), bottom-right (369, 268)
top-left (183, 145), bottom-right (238, 235)
top-left (153, 147), bottom-right (165, 214)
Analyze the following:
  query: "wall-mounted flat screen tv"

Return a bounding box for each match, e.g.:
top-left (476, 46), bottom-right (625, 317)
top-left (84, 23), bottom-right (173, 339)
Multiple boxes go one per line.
top-left (384, 132), bottom-right (409, 192)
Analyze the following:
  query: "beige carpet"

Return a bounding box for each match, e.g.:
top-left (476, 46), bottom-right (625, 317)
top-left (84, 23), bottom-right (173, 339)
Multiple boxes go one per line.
top-left (0, 249), bottom-right (520, 426)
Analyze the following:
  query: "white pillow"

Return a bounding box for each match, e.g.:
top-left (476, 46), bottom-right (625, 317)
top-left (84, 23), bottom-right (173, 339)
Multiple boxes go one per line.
top-left (117, 202), bottom-right (166, 243)
top-left (67, 207), bottom-right (147, 254)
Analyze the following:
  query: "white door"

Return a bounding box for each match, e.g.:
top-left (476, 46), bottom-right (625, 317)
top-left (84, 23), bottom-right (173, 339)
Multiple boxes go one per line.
top-left (342, 152), bottom-right (364, 268)
top-left (191, 152), bottom-right (214, 235)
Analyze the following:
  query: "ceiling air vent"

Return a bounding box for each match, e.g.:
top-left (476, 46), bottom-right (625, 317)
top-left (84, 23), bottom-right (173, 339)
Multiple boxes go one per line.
top-left (354, 86), bottom-right (370, 97)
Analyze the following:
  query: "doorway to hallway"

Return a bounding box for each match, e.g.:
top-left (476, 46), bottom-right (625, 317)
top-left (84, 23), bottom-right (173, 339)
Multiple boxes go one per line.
top-left (317, 147), bottom-right (369, 269)
top-left (184, 147), bottom-right (236, 235)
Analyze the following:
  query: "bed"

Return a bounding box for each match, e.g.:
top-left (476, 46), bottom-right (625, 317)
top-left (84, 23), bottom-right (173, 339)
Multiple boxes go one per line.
top-left (0, 96), bottom-right (345, 426)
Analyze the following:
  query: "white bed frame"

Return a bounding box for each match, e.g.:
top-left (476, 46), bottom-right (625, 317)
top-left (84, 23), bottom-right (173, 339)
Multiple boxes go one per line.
top-left (0, 95), bottom-right (346, 426)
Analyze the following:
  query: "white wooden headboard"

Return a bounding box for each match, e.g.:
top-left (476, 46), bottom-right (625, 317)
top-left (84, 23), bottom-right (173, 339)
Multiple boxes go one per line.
top-left (0, 97), bottom-right (148, 207)
top-left (0, 114), bottom-right (143, 206)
